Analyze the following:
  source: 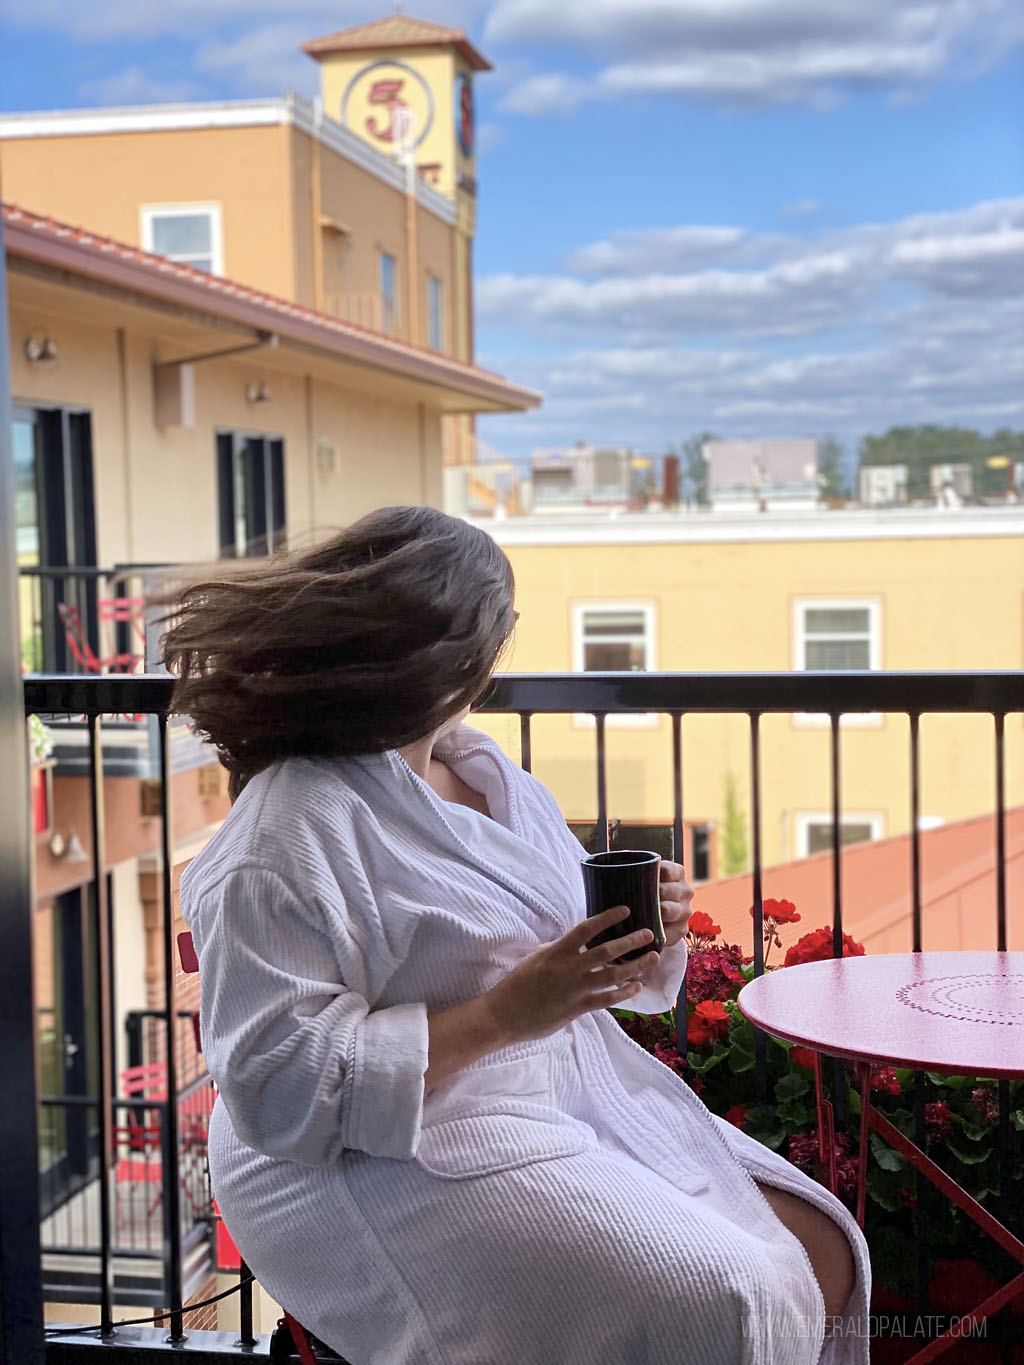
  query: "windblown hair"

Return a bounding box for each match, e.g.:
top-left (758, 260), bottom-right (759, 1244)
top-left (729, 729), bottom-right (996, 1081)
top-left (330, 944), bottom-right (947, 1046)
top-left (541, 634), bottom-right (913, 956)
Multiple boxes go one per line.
top-left (161, 506), bottom-right (516, 790)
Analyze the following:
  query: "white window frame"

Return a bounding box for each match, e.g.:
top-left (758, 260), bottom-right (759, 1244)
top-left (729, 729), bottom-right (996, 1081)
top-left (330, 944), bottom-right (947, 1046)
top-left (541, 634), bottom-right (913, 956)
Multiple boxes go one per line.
top-left (571, 601), bottom-right (658, 729)
top-left (794, 811), bottom-right (885, 860)
top-left (791, 596), bottom-right (883, 728)
top-left (140, 202), bottom-right (224, 275)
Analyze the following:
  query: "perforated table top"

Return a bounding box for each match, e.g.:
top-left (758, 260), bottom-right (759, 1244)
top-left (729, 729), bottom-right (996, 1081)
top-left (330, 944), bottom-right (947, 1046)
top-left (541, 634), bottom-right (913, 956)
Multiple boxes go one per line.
top-left (738, 952), bottom-right (1024, 1079)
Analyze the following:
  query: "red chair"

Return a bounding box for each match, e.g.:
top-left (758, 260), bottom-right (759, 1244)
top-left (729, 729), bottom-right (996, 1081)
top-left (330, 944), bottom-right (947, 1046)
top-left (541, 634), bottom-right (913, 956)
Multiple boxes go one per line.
top-left (115, 1063), bottom-right (169, 1230)
top-left (56, 601), bottom-right (140, 674)
top-left (177, 931), bottom-right (346, 1365)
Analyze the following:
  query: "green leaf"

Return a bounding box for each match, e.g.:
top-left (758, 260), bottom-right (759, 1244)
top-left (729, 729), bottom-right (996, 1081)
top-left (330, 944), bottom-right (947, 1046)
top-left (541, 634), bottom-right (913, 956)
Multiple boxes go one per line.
top-left (728, 1042), bottom-right (756, 1073)
top-left (686, 1050), bottom-right (729, 1075)
top-left (1013, 1110), bottom-right (1024, 1132)
top-left (946, 1140), bottom-right (992, 1166)
top-left (775, 1072), bottom-right (810, 1101)
top-left (758, 1129), bottom-right (789, 1151)
top-left (870, 1132), bottom-right (907, 1172)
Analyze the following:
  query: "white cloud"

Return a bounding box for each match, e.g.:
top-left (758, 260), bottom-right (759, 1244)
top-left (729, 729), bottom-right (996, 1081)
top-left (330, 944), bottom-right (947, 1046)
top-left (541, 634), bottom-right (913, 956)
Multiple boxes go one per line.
top-left (568, 226), bottom-right (748, 276)
top-left (194, 22), bottom-right (318, 96)
top-left (77, 67), bottom-right (202, 105)
top-left (780, 200), bottom-right (823, 219)
top-left (497, 72), bottom-right (590, 116)
top-left (478, 197), bottom-right (1024, 339)
top-left (487, 0), bottom-right (1023, 112)
top-left (477, 196), bottom-right (1024, 456)
top-left (0, 0), bottom-right (491, 43)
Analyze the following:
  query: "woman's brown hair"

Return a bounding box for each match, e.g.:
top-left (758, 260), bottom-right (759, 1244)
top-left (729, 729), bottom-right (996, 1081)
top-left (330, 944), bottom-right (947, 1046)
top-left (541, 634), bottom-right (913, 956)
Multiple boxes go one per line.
top-left (161, 506), bottom-right (515, 790)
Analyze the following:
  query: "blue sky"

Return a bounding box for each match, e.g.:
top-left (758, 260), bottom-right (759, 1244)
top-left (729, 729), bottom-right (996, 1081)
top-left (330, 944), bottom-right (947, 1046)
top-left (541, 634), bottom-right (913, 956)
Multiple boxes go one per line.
top-left (2, 0), bottom-right (1022, 471)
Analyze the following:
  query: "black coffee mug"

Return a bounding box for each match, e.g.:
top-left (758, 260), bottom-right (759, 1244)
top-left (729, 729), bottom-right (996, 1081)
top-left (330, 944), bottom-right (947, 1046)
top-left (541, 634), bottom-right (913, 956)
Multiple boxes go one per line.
top-left (581, 849), bottom-right (665, 962)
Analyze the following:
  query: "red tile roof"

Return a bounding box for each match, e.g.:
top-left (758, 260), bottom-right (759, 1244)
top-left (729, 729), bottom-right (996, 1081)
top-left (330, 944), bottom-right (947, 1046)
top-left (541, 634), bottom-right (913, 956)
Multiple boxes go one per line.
top-left (2, 203), bottom-right (538, 412)
top-left (302, 15), bottom-right (491, 72)
top-left (693, 807), bottom-right (1024, 957)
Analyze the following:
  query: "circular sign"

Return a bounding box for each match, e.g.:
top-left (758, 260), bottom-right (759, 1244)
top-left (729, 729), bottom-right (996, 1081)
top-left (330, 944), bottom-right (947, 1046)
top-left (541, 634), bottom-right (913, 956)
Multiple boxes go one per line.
top-left (341, 59), bottom-right (434, 150)
top-left (454, 72), bottom-right (474, 158)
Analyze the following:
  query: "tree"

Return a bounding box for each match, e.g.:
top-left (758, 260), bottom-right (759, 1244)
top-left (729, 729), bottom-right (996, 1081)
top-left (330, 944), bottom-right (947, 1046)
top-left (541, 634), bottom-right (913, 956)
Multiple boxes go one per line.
top-left (682, 431), bottom-right (715, 507)
top-left (857, 425), bottom-right (1024, 499)
top-left (720, 770), bottom-right (749, 876)
top-left (817, 434), bottom-right (847, 500)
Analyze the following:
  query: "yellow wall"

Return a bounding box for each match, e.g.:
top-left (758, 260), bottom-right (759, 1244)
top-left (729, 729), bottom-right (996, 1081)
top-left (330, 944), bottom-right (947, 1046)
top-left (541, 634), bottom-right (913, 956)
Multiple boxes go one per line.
top-left (471, 533), bottom-right (1024, 870)
top-left (0, 117), bottom-right (462, 353)
top-left (0, 126), bottom-right (300, 301)
top-left (8, 274), bottom-right (445, 566)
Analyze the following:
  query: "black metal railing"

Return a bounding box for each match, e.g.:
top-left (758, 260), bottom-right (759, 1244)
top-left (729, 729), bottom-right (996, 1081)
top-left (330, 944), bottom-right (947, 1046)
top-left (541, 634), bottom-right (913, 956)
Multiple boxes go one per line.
top-left (18, 669), bottom-right (1024, 1361)
top-left (18, 565), bottom-right (172, 676)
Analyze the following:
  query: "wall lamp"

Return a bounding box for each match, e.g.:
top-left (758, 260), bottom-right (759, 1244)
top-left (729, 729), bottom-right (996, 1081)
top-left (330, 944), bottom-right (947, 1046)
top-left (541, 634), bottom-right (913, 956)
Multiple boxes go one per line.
top-left (245, 380), bottom-right (271, 404)
top-left (25, 333), bottom-right (59, 364)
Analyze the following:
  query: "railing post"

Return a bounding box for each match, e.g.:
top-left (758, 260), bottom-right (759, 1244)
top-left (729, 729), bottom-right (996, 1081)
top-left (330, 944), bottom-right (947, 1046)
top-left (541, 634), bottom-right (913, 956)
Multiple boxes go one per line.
top-left (87, 714), bottom-right (117, 1335)
top-left (0, 210), bottom-right (46, 1365)
top-left (158, 713), bottom-right (186, 1343)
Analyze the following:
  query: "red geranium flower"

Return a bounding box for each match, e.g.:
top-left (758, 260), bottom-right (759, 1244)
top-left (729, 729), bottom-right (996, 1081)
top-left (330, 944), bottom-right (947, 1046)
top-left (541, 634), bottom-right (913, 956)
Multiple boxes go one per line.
top-left (970, 1086), bottom-right (999, 1124)
top-left (652, 1041), bottom-right (688, 1078)
top-left (750, 898), bottom-right (801, 925)
top-left (686, 999), bottom-right (731, 1047)
top-left (924, 1100), bottom-right (952, 1141)
top-left (870, 1067), bottom-right (902, 1095)
top-left (725, 1104), bottom-right (749, 1129)
top-left (685, 943), bottom-right (747, 1002)
top-left (783, 927), bottom-right (866, 968)
top-left (687, 910), bottom-right (721, 941)
top-left (790, 1046), bottom-right (819, 1069)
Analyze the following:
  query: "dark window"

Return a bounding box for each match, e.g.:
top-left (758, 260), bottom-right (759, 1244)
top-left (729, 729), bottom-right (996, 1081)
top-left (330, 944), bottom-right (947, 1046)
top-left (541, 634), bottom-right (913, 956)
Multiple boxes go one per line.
top-left (805, 820), bottom-right (876, 856)
top-left (14, 406), bottom-right (96, 671)
top-left (569, 819), bottom-right (713, 880)
top-left (690, 823), bottom-right (711, 881)
top-left (217, 433), bottom-right (286, 557)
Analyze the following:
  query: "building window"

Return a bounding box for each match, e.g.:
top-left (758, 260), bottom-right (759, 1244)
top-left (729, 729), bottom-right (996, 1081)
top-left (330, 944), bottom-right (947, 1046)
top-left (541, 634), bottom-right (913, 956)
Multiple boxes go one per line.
top-left (216, 433), bottom-right (285, 558)
top-left (792, 597), bottom-right (882, 727)
top-left (427, 275), bottom-right (443, 350)
top-left (571, 602), bottom-right (657, 728)
top-left (379, 251), bottom-right (397, 332)
top-left (574, 604), bottom-right (654, 672)
top-left (795, 812), bottom-right (884, 859)
top-left (793, 599), bottom-right (880, 671)
top-left (567, 820), bottom-right (714, 879)
top-left (141, 204), bottom-right (222, 274)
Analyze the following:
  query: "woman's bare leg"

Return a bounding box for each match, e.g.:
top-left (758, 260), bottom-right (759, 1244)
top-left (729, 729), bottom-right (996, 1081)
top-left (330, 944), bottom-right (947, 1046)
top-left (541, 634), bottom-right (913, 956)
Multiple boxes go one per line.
top-left (755, 1182), bottom-right (856, 1322)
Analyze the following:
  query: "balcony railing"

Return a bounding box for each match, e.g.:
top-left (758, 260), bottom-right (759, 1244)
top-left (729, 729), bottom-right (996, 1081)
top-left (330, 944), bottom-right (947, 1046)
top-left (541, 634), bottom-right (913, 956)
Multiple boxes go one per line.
top-left (16, 669), bottom-right (1024, 1360)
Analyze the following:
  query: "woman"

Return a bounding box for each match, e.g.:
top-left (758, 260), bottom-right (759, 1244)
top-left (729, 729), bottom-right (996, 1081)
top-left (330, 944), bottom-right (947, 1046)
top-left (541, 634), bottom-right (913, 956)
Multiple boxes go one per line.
top-left (171, 506), bottom-right (869, 1364)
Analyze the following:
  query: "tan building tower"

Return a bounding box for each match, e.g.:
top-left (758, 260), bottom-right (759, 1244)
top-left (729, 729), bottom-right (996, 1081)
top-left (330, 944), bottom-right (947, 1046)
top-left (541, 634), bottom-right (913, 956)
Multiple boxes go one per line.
top-left (303, 15), bottom-right (492, 465)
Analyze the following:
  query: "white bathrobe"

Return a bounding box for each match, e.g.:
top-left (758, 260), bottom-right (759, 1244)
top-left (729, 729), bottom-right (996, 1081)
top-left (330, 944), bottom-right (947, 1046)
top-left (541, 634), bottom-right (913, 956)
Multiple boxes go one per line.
top-left (182, 725), bottom-right (871, 1365)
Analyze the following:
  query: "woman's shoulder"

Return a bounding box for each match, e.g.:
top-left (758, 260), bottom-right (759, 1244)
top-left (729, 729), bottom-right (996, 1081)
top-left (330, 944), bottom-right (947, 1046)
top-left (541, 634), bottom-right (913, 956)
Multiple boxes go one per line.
top-left (180, 755), bottom-right (378, 904)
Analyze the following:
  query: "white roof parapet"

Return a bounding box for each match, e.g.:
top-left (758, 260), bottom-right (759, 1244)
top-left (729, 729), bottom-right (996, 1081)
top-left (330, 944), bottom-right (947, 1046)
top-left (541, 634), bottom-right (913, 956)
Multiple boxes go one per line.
top-left (0, 95), bottom-right (457, 227)
top-left (471, 505), bottom-right (1024, 548)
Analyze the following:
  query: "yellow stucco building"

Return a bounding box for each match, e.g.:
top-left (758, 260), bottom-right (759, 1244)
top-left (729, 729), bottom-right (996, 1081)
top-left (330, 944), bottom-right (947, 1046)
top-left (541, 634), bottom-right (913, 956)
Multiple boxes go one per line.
top-left (472, 509), bottom-right (1024, 877)
top-left (0, 15), bottom-right (501, 469)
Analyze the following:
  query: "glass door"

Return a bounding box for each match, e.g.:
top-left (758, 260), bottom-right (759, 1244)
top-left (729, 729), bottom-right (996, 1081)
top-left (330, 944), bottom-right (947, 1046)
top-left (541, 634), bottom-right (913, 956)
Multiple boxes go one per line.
top-left (36, 889), bottom-right (100, 1217)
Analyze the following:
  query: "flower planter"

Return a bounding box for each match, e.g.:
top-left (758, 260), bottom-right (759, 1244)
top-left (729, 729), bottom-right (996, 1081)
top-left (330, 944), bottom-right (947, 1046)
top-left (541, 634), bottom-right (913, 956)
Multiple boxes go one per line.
top-left (31, 762), bottom-right (54, 837)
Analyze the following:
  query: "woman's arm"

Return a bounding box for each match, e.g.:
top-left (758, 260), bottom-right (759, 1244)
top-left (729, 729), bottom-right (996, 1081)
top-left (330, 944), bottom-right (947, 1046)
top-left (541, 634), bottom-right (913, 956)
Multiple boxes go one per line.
top-left (193, 865), bottom-right (431, 1165)
top-left (425, 905), bottom-right (661, 1092)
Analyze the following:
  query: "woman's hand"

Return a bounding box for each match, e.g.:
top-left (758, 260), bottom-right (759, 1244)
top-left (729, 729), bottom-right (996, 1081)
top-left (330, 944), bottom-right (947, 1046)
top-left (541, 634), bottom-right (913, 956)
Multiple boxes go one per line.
top-left (658, 859), bottom-right (694, 948)
top-left (478, 906), bottom-right (660, 1048)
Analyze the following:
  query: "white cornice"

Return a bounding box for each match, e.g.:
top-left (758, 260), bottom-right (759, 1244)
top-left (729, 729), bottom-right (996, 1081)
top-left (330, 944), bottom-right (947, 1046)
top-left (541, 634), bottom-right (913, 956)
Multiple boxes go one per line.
top-left (0, 95), bottom-right (458, 226)
top-left (472, 507), bottom-right (1024, 548)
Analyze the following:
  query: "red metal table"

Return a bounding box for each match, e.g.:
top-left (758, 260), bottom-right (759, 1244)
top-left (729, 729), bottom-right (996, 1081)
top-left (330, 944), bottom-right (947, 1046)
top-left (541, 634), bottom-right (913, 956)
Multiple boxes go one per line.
top-left (739, 951), bottom-right (1024, 1363)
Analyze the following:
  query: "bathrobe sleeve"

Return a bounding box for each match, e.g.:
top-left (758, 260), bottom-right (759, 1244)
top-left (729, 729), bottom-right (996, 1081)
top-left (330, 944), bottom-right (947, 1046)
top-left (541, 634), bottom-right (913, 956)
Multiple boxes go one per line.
top-left (193, 863), bottom-right (430, 1167)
